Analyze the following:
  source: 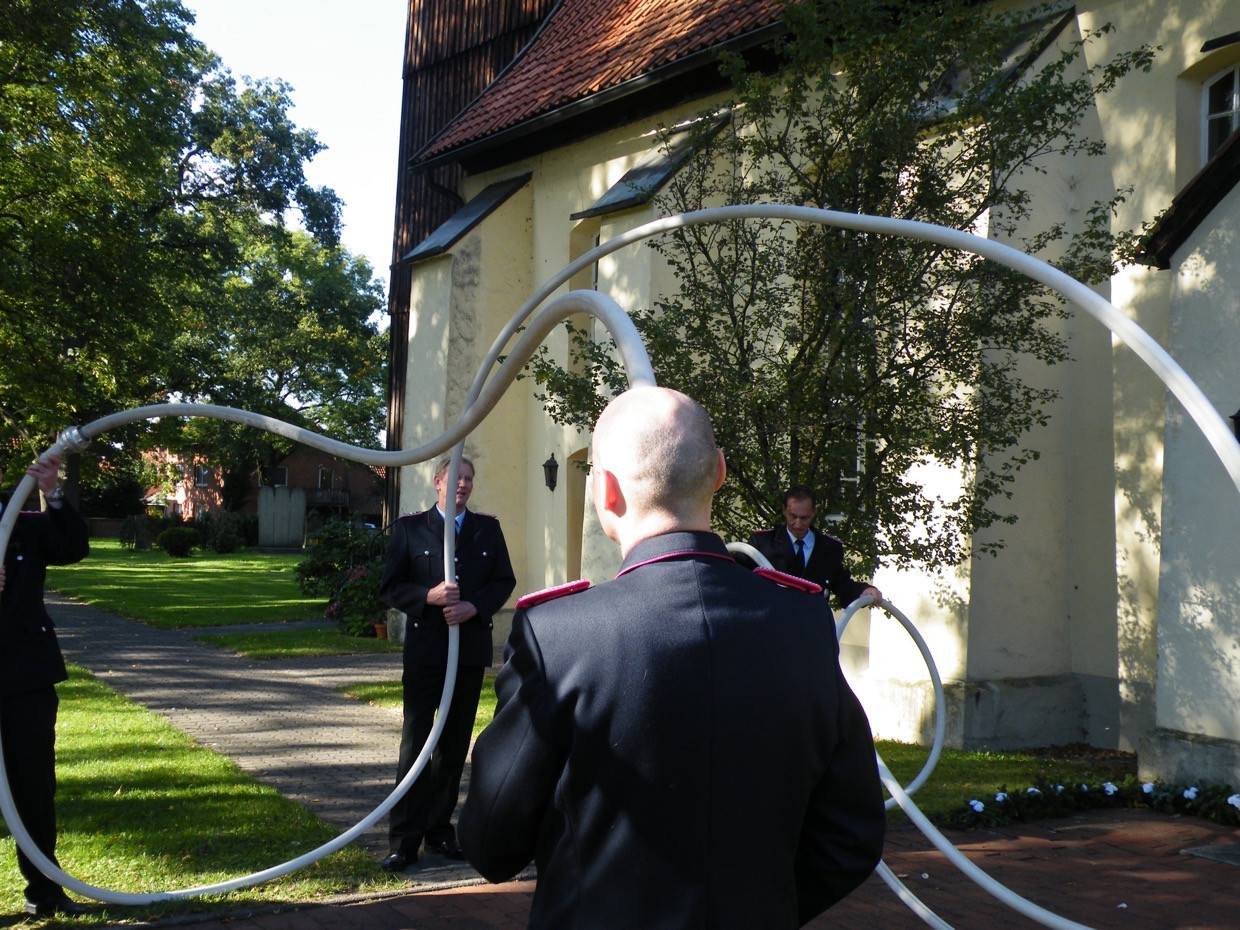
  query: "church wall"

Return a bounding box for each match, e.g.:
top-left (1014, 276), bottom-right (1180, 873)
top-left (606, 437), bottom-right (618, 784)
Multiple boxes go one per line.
top-left (1145, 181), bottom-right (1240, 782)
top-left (396, 0), bottom-right (1240, 770)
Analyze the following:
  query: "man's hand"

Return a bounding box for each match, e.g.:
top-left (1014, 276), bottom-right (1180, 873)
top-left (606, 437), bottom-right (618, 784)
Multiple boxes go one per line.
top-left (27, 454), bottom-right (61, 496)
top-left (861, 585), bottom-right (883, 606)
top-left (443, 601), bottom-right (478, 626)
top-left (427, 581), bottom-right (460, 607)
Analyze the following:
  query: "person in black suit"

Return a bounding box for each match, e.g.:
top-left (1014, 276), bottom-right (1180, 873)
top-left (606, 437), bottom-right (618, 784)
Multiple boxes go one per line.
top-left (747, 485), bottom-right (882, 609)
top-left (378, 455), bottom-right (515, 871)
top-left (459, 387), bottom-right (885, 928)
top-left (0, 454), bottom-right (90, 918)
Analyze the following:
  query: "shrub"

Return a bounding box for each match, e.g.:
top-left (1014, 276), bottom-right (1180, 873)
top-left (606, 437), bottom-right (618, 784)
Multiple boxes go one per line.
top-left (121, 513), bottom-right (188, 550)
top-left (297, 519), bottom-right (389, 636)
top-left (949, 774), bottom-right (1240, 829)
top-left (196, 510), bottom-right (258, 553)
top-left (156, 526), bottom-right (201, 557)
top-left (325, 560), bottom-right (387, 636)
top-left (295, 519), bottom-right (386, 597)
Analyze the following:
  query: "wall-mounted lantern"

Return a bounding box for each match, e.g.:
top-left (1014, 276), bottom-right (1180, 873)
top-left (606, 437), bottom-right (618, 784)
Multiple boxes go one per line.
top-left (543, 453), bottom-right (559, 492)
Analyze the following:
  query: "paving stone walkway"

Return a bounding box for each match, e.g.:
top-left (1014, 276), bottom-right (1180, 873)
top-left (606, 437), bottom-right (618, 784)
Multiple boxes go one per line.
top-left (42, 596), bottom-right (1240, 929)
top-left (50, 595), bottom-right (476, 881)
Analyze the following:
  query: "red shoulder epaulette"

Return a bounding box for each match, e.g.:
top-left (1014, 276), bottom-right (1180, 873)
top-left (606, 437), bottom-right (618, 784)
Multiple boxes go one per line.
top-left (754, 568), bottom-right (823, 595)
top-left (474, 511), bottom-right (498, 520)
top-left (516, 579), bottom-right (590, 609)
top-left (401, 510), bottom-right (424, 518)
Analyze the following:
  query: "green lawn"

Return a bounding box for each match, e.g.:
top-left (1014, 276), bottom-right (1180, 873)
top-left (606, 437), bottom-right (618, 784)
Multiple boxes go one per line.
top-left (47, 538), bottom-right (324, 628)
top-left (0, 666), bottom-right (405, 924)
top-left (195, 627), bottom-right (400, 659)
top-left (341, 677), bottom-right (498, 741)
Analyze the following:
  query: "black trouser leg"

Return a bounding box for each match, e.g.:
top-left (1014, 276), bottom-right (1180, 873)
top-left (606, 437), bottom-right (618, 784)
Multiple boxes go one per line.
top-left (1, 687), bottom-right (63, 902)
top-left (424, 665), bottom-right (482, 844)
top-left (390, 665), bottom-right (483, 855)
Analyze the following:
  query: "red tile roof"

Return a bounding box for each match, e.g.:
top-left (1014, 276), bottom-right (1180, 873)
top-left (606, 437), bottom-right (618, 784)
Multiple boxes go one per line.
top-left (418, 0), bottom-right (789, 162)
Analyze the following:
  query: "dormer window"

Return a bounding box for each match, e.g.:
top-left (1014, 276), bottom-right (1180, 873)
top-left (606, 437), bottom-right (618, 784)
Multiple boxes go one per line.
top-left (1204, 65), bottom-right (1240, 162)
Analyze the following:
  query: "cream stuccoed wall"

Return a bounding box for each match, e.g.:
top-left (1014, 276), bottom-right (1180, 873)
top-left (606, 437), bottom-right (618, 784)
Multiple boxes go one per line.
top-left (404, 110), bottom-right (727, 615)
top-left (1076, 0), bottom-right (1240, 770)
top-left (863, 8), bottom-right (1139, 750)
top-left (1144, 183), bottom-right (1240, 784)
top-left (398, 0), bottom-right (1240, 768)
top-left (400, 186), bottom-right (534, 656)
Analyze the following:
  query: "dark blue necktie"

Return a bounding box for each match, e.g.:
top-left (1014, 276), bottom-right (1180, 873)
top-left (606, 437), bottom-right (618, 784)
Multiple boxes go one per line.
top-left (795, 538), bottom-right (805, 568)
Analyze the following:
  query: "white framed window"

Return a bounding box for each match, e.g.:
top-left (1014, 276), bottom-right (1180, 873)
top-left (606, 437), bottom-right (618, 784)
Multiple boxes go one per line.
top-left (193, 464), bottom-right (211, 487)
top-left (317, 466), bottom-right (334, 489)
top-left (1203, 65), bottom-right (1240, 163)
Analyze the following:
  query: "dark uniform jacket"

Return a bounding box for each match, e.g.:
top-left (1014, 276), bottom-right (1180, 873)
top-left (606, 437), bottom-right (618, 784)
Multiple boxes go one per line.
top-left (747, 525), bottom-right (870, 609)
top-left (1, 503), bottom-right (90, 697)
top-left (379, 507), bottom-right (515, 668)
top-left (459, 530), bottom-right (885, 929)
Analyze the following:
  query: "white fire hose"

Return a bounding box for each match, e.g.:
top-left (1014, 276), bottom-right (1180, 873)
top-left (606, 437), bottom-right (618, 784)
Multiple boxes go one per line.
top-left (0, 206), bottom-right (1233, 924)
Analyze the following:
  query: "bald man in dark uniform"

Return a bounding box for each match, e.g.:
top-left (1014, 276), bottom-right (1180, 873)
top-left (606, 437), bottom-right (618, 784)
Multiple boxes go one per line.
top-left (1, 455), bottom-right (90, 918)
top-left (460, 387), bottom-right (884, 928)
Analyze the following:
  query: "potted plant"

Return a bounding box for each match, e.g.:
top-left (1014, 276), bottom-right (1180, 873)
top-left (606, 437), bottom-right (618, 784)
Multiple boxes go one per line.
top-left (325, 559), bottom-right (387, 637)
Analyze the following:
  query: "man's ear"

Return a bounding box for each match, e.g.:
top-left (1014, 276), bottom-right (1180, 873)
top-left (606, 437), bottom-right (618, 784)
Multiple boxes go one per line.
top-left (713, 448), bottom-right (726, 492)
top-left (599, 468), bottom-right (625, 516)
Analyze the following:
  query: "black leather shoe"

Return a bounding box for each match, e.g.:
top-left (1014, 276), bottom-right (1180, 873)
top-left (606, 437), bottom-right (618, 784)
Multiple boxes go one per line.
top-left (381, 851), bottom-right (415, 872)
top-left (25, 892), bottom-right (86, 917)
top-left (424, 836), bottom-right (466, 860)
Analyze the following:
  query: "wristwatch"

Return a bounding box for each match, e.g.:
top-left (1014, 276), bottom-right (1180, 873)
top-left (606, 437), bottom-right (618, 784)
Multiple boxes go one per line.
top-left (45, 486), bottom-right (65, 502)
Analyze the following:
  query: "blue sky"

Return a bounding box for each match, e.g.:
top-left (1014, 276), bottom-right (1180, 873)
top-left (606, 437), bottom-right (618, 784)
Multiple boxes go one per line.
top-left (183, 1), bottom-right (409, 294)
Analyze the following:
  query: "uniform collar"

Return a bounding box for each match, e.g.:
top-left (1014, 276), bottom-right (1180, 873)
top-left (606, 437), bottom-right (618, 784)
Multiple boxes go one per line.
top-left (432, 504), bottom-right (468, 527)
top-left (617, 531), bottom-right (732, 577)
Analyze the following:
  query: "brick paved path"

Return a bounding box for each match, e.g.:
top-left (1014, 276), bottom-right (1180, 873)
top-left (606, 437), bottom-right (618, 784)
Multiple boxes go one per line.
top-left (45, 596), bottom-right (1240, 929)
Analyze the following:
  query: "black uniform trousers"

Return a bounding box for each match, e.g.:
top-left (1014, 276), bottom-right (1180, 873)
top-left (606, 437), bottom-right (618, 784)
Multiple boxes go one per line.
top-left (1, 686), bottom-right (62, 900)
top-left (390, 663), bottom-right (485, 855)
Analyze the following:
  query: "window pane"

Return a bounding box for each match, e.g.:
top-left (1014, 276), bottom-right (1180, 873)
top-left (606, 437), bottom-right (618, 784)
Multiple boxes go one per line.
top-left (1208, 115), bottom-right (1236, 158)
top-left (1207, 71), bottom-right (1236, 116)
top-left (1206, 69), bottom-right (1240, 160)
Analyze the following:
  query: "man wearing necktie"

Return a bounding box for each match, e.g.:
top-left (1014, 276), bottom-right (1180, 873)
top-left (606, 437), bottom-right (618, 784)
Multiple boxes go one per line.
top-left (747, 485), bottom-right (881, 609)
top-left (378, 456), bottom-right (515, 871)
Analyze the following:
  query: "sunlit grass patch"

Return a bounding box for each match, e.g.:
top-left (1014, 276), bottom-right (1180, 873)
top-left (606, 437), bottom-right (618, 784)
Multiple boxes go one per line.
top-left (194, 627), bottom-right (400, 659)
top-left (340, 676), bottom-right (498, 740)
top-left (47, 539), bottom-right (323, 628)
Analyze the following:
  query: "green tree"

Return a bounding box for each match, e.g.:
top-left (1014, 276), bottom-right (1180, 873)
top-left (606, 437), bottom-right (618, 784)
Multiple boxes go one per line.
top-left (0, 0), bottom-right (360, 486)
top-left (168, 226), bottom-right (387, 510)
top-left (530, 0), bottom-right (1154, 573)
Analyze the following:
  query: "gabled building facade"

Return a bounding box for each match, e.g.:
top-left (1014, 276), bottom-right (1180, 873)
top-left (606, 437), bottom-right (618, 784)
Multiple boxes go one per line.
top-left (386, 0), bottom-right (1240, 783)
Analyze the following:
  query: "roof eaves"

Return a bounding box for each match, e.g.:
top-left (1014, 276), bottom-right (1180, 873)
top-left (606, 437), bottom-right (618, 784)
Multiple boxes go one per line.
top-left (410, 19), bottom-right (786, 175)
top-left (1138, 132), bottom-right (1240, 270)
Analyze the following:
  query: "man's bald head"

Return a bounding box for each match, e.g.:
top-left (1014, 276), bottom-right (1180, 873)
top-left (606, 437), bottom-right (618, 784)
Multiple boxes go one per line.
top-left (592, 387), bottom-right (722, 535)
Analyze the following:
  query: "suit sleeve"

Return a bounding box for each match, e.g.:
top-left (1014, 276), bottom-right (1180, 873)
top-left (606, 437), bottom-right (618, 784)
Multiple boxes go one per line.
top-left (39, 502), bottom-right (90, 565)
top-left (459, 609), bottom-right (558, 881)
top-left (379, 520), bottom-right (431, 618)
top-left (821, 539), bottom-right (870, 609)
top-left (793, 666), bottom-right (886, 923)
top-left (743, 531), bottom-right (779, 571)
